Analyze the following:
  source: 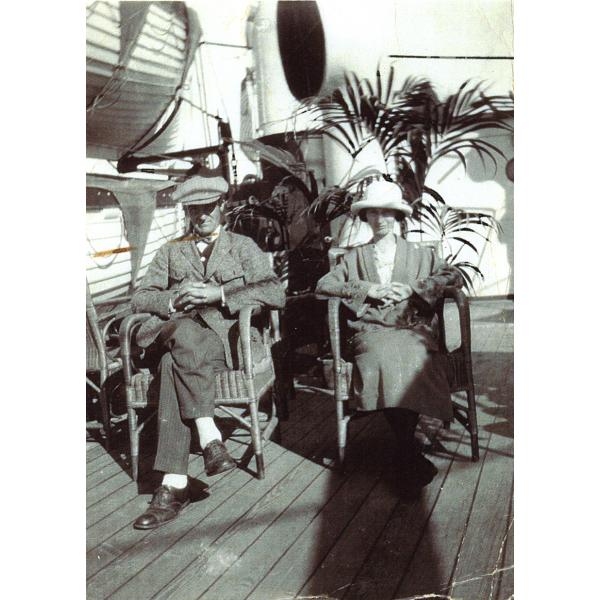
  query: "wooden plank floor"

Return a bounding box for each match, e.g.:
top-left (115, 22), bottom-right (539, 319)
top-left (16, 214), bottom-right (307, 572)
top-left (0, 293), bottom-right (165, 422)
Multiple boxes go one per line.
top-left (87, 299), bottom-right (514, 600)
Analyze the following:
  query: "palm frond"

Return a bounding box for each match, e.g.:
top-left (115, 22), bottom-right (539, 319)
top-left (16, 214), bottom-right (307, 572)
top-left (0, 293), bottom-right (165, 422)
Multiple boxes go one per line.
top-left (445, 258), bottom-right (485, 294)
top-left (238, 140), bottom-right (309, 185)
top-left (448, 235), bottom-right (479, 254)
top-left (383, 64), bottom-right (395, 106)
top-left (306, 186), bottom-right (355, 223)
top-left (321, 126), bottom-right (360, 156)
top-left (344, 73), bottom-right (362, 128)
top-left (331, 88), bottom-right (361, 150)
top-left (345, 167), bottom-right (387, 190)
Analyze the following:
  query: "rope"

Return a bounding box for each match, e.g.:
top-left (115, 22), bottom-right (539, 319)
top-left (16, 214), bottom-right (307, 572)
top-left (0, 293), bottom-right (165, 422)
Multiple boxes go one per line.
top-left (196, 46), bottom-right (213, 147)
top-left (179, 95), bottom-right (221, 122)
top-left (151, 208), bottom-right (185, 243)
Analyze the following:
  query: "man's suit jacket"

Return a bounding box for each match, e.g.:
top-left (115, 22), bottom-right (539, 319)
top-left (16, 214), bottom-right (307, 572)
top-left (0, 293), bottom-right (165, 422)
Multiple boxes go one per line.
top-left (132, 229), bottom-right (286, 368)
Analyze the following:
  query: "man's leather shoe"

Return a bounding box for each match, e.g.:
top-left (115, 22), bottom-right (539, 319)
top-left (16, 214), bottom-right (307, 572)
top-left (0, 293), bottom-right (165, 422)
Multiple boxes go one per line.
top-left (203, 439), bottom-right (237, 476)
top-left (133, 485), bottom-right (190, 530)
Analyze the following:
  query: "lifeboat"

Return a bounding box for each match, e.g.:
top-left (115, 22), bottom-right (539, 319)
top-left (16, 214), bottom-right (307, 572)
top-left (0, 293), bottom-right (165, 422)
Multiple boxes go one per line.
top-left (86, 0), bottom-right (200, 301)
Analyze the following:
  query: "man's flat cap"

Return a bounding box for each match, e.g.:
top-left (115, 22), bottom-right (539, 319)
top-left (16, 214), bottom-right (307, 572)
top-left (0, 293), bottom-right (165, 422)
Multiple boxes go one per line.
top-left (172, 176), bottom-right (229, 205)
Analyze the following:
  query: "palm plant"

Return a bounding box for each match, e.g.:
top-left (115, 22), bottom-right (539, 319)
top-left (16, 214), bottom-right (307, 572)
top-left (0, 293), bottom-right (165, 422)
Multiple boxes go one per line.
top-left (294, 69), bottom-right (513, 291)
top-left (296, 69), bottom-right (512, 204)
top-left (228, 140), bottom-right (316, 250)
top-left (227, 180), bottom-right (290, 250)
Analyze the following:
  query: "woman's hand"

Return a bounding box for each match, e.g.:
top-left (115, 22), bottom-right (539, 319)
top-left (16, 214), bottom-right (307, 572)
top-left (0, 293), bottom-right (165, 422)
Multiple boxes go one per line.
top-left (367, 282), bottom-right (413, 306)
top-left (367, 284), bottom-right (392, 302)
top-left (390, 282), bottom-right (413, 302)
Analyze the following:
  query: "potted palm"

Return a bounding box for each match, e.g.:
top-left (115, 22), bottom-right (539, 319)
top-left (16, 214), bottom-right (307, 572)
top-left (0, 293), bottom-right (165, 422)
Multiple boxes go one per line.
top-left (294, 69), bottom-right (513, 291)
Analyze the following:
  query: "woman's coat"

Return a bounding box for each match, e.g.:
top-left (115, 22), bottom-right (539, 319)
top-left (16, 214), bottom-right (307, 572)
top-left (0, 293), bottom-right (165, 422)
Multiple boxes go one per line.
top-left (316, 236), bottom-right (463, 419)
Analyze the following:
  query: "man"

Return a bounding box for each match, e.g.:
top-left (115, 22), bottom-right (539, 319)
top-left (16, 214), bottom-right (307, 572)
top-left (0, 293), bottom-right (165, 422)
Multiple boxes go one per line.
top-left (131, 175), bottom-right (285, 530)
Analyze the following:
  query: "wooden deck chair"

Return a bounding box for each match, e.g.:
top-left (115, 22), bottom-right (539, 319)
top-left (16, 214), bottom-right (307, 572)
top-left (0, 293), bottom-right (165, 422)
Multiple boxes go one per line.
top-left (119, 306), bottom-right (285, 481)
top-left (86, 282), bottom-right (131, 449)
top-left (326, 247), bottom-right (479, 467)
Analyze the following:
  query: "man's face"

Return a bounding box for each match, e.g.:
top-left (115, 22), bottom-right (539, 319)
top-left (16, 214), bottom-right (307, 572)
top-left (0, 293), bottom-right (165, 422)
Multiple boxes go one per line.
top-left (185, 201), bottom-right (224, 237)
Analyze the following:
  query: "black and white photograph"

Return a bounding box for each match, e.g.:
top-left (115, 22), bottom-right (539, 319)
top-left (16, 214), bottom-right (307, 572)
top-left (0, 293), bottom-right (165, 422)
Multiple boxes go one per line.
top-left (83, 1), bottom-right (515, 598)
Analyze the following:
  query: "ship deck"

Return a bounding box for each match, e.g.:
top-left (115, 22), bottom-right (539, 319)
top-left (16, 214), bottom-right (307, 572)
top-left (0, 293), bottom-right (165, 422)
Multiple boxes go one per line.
top-left (87, 299), bottom-right (514, 600)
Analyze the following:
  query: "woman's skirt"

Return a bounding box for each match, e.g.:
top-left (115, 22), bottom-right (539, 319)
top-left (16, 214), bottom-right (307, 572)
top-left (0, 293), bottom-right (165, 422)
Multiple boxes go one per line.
top-left (351, 327), bottom-right (453, 421)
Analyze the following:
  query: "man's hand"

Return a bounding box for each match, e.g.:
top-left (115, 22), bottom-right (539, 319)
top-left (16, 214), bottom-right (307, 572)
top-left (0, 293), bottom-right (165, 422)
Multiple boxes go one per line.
top-left (174, 282), bottom-right (223, 311)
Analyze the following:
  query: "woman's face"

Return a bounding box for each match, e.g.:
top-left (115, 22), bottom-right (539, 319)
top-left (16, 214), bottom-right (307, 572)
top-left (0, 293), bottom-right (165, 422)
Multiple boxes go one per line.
top-left (365, 208), bottom-right (397, 238)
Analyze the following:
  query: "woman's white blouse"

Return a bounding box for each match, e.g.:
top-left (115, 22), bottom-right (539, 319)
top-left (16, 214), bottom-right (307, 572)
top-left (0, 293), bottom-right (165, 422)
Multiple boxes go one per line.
top-left (373, 240), bottom-right (396, 284)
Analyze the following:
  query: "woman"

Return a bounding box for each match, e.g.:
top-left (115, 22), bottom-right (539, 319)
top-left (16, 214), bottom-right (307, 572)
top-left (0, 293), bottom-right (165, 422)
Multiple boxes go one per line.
top-left (316, 179), bottom-right (463, 486)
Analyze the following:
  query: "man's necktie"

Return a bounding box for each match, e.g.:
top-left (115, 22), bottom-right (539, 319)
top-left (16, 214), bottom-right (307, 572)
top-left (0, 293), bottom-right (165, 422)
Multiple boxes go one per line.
top-left (198, 231), bottom-right (220, 245)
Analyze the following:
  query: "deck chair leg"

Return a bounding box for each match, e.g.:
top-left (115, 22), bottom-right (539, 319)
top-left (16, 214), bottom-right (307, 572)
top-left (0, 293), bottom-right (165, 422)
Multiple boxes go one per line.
top-left (248, 398), bottom-right (265, 479)
top-left (99, 385), bottom-right (111, 451)
top-left (256, 453), bottom-right (265, 479)
top-left (466, 386), bottom-right (480, 462)
top-left (337, 443), bottom-right (346, 468)
top-left (336, 399), bottom-right (347, 468)
top-left (128, 407), bottom-right (140, 481)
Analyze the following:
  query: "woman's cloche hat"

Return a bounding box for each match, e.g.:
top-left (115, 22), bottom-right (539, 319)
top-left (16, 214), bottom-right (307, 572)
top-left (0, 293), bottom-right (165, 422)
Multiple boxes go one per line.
top-left (172, 176), bottom-right (229, 205)
top-left (350, 180), bottom-right (413, 217)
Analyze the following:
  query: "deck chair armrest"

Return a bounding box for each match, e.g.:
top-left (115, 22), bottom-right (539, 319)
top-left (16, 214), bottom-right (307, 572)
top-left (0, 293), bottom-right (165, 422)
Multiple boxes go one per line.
top-left (93, 315), bottom-right (122, 374)
top-left (269, 309), bottom-right (281, 343)
top-left (94, 295), bottom-right (132, 308)
top-left (119, 313), bottom-right (152, 384)
top-left (101, 316), bottom-right (118, 342)
top-left (443, 286), bottom-right (469, 308)
top-left (238, 305), bottom-right (259, 378)
top-left (239, 305), bottom-right (281, 376)
top-left (442, 287), bottom-right (472, 351)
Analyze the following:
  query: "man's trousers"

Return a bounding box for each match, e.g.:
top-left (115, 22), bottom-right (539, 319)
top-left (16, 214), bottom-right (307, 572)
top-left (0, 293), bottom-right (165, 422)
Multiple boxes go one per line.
top-left (153, 317), bottom-right (227, 475)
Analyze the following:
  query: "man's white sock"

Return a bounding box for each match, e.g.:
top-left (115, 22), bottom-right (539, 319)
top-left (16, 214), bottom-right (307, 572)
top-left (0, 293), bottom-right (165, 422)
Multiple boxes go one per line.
top-left (162, 473), bottom-right (188, 489)
top-left (195, 417), bottom-right (222, 449)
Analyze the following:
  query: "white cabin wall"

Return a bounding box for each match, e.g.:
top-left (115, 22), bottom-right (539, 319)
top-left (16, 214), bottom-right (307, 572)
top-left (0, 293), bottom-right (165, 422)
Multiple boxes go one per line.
top-left (383, 0), bottom-right (514, 296)
top-left (86, 205), bottom-right (185, 302)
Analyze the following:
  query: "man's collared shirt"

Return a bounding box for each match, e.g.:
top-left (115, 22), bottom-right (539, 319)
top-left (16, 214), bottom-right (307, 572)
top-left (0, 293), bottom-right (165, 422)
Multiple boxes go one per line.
top-left (195, 225), bottom-right (221, 262)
